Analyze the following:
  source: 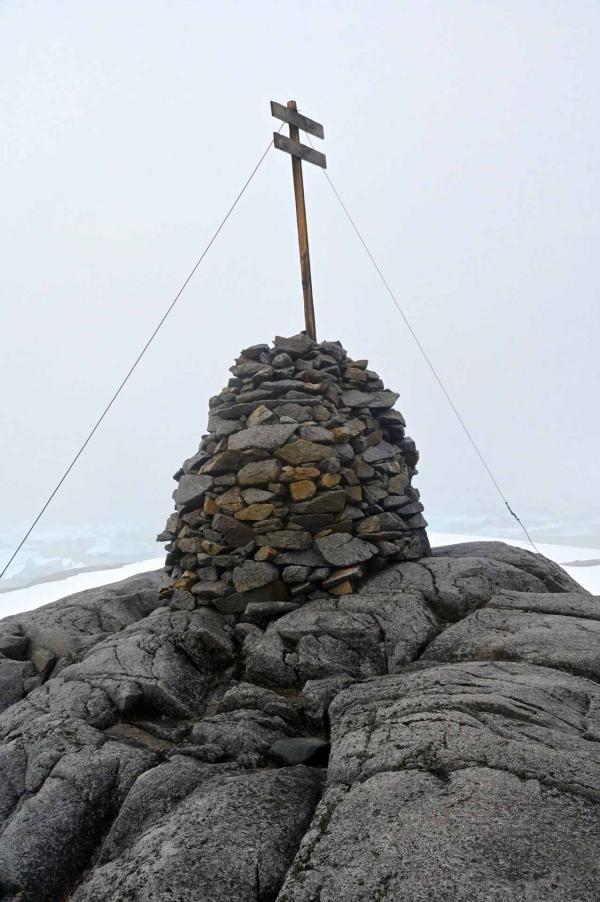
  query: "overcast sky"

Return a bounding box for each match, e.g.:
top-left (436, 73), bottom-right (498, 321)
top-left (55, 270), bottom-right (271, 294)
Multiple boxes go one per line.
top-left (1, 0), bottom-right (599, 557)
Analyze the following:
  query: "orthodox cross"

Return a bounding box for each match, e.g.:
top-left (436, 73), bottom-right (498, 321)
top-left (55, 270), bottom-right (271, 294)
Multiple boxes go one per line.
top-left (271, 100), bottom-right (326, 341)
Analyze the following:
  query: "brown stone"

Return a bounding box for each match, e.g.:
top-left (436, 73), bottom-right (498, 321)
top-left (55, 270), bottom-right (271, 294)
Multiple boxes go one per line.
top-left (203, 496), bottom-right (218, 515)
top-left (237, 459), bottom-right (281, 486)
top-left (280, 465), bottom-right (320, 483)
top-left (276, 440), bottom-right (332, 465)
top-left (176, 537), bottom-right (203, 554)
top-left (255, 545), bottom-right (278, 562)
top-left (330, 579), bottom-right (354, 596)
top-left (235, 503), bottom-right (275, 521)
top-left (173, 575), bottom-right (197, 591)
top-left (247, 404), bottom-right (277, 426)
top-left (215, 486), bottom-right (244, 514)
top-left (344, 366), bottom-right (368, 382)
top-left (312, 405), bottom-right (331, 422)
top-left (322, 565), bottom-right (364, 588)
top-left (332, 426), bottom-right (351, 442)
top-left (199, 450), bottom-right (241, 475)
top-left (290, 480), bottom-right (317, 502)
top-left (388, 470), bottom-right (409, 494)
top-left (319, 473), bottom-right (341, 489)
top-left (200, 540), bottom-right (227, 555)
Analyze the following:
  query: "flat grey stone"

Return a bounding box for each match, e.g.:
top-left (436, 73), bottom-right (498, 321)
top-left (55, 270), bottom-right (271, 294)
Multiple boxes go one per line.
top-left (257, 529), bottom-right (313, 550)
top-left (293, 490), bottom-right (347, 515)
top-left (341, 389), bottom-right (399, 408)
top-left (172, 474), bottom-right (213, 508)
top-left (273, 333), bottom-right (316, 357)
top-left (361, 440), bottom-right (398, 462)
top-left (232, 561), bottom-right (279, 593)
top-left (237, 459), bottom-right (280, 486)
top-left (227, 423), bottom-right (298, 452)
top-left (316, 533), bottom-right (377, 567)
top-left (276, 439), bottom-right (332, 465)
top-left (298, 425), bottom-right (335, 443)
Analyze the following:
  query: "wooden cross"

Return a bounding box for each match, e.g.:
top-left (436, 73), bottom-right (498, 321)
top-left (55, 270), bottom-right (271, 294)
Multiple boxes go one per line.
top-left (271, 100), bottom-right (326, 341)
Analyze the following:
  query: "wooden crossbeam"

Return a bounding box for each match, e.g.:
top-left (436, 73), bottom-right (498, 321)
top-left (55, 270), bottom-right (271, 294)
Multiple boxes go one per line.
top-left (273, 132), bottom-right (327, 169)
top-left (270, 101), bottom-right (324, 139)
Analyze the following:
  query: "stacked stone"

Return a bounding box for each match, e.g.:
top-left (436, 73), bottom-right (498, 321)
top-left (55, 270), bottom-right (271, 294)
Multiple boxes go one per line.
top-left (158, 333), bottom-right (429, 618)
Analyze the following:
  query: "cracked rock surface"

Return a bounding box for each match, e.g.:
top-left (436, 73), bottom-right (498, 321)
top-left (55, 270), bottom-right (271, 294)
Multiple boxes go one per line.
top-left (0, 542), bottom-right (599, 900)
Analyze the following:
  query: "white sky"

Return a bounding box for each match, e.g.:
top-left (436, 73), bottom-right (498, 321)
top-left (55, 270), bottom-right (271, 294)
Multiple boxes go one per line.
top-left (1, 0), bottom-right (599, 552)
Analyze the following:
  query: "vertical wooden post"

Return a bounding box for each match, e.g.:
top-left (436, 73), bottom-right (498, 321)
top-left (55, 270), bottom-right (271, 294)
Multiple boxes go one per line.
top-left (287, 100), bottom-right (317, 341)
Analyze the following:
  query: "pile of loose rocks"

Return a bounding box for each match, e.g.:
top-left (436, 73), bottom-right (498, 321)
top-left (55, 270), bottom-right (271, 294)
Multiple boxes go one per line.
top-left (158, 333), bottom-right (429, 618)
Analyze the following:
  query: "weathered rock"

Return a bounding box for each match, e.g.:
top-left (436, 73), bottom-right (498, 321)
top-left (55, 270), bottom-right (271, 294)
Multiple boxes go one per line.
top-left (298, 425), bottom-right (335, 443)
top-left (361, 440), bottom-right (398, 462)
top-left (172, 474), bottom-right (213, 509)
top-left (289, 479), bottom-right (317, 501)
top-left (228, 423), bottom-right (299, 452)
top-left (422, 590), bottom-right (600, 680)
top-left (341, 388), bottom-right (399, 408)
top-left (241, 488), bottom-right (275, 504)
top-left (433, 539), bottom-right (587, 593)
top-left (211, 514), bottom-right (255, 548)
top-left (232, 560), bottom-right (279, 593)
top-left (0, 538), bottom-right (594, 900)
top-left (199, 450), bottom-right (241, 475)
top-left (293, 489), bottom-right (347, 515)
top-left (276, 439), bottom-right (332, 465)
top-left (273, 333), bottom-right (316, 357)
top-left (316, 533), bottom-right (377, 567)
top-left (0, 570), bottom-right (164, 671)
top-left (257, 529), bottom-right (313, 550)
top-left (363, 553), bottom-right (548, 619)
top-left (235, 502), bottom-right (275, 521)
top-left (244, 590), bottom-right (439, 687)
top-left (214, 485), bottom-right (244, 513)
top-left (237, 458), bottom-right (281, 486)
top-left (279, 768), bottom-right (600, 901)
top-left (72, 766), bottom-right (323, 902)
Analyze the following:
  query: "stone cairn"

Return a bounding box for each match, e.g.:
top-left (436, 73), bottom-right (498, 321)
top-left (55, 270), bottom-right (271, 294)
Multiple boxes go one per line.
top-left (158, 333), bottom-right (430, 619)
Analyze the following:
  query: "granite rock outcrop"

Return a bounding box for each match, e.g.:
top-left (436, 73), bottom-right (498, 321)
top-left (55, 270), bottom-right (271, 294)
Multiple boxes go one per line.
top-left (0, 540), bottom-right (598, 900)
